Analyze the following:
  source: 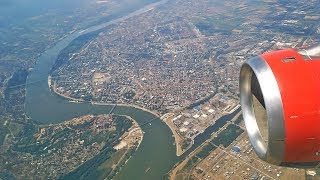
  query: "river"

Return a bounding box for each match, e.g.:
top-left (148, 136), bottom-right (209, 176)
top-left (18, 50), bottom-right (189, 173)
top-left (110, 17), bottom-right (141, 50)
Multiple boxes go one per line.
top-left (24, 0), bottom-right (241, 179)
top-left (25, 0), bottom-right (178, 179)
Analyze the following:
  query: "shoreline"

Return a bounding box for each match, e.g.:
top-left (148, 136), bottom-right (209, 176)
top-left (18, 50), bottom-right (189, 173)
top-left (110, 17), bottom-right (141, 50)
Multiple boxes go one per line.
top-left (50, 78), bottom-right (160, 117)
top-left (111, 115), bottom-right (145, 177)
top-left (121, 115), bottom-right (144, 150)
top-left (50, 78), bottom-right (184, 155)
top-left (161, 113), bottom-right (185, 156)
top-left (93, 102), bottom-right (160, 117)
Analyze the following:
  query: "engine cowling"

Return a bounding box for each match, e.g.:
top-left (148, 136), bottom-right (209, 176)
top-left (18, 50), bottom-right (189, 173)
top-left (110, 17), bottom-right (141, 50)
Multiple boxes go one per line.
top-left (239, 45), bottom-right (320, 168)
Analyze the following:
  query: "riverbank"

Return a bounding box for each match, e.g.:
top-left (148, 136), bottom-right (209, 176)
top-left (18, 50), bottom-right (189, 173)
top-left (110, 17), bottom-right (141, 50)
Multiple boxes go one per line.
top-left (25, 1), bottom-right (176, 179)
top-left (161, 113), bottom-right (185, 156)
top-left (50, 77), bottom-right (86, 102)
top-left (120, 115), bottom-right (144, 151)
top-left (109, 115), bottom-right (144, 178)
top-left (93, 102), bottom-right (160, 118)
top-left (50, 78), bottom-right (160, 117)
top-left (48, 79), bottom-right (145, 150)
top-left (50, 78), bottom-right (186, 157)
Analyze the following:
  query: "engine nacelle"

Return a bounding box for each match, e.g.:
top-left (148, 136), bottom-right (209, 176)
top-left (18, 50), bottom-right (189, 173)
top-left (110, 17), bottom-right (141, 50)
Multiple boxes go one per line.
top-left (240, 45), bottom-right (320, 168)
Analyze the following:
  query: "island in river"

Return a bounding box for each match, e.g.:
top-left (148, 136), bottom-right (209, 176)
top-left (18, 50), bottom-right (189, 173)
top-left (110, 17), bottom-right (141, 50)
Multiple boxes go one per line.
top-left (23, 0), bottom-right (178, 179)
top-left (5, 114), bottom-right (143, 179)
top-left (3, 0), bottom-right (319, 179)
top-left (0, 0), bottom-right (177, 179)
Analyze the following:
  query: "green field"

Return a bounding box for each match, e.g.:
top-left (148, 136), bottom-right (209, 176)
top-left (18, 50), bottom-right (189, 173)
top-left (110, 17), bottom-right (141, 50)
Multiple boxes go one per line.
top-left (211, 124), bottom-right (244, 148)
top-left (0, 120), bottom-right (9, 146)
top-left (196, 143), bottom-right (216, 159)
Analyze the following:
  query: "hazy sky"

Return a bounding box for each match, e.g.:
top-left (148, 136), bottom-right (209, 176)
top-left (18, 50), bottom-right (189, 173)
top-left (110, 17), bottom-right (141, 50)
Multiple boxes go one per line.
top-left (0, 0), bottom-right (89, 18)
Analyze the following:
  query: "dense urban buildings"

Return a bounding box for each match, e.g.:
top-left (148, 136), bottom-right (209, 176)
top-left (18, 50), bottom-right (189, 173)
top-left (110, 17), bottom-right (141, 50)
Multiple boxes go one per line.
top-left (1, 0), bottom-right (320, 179)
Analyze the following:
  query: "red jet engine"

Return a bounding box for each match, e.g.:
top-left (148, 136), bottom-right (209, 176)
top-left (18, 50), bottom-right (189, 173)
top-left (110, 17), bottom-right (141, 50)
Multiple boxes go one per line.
top-left (240, 45), bottom-right (320, 167)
